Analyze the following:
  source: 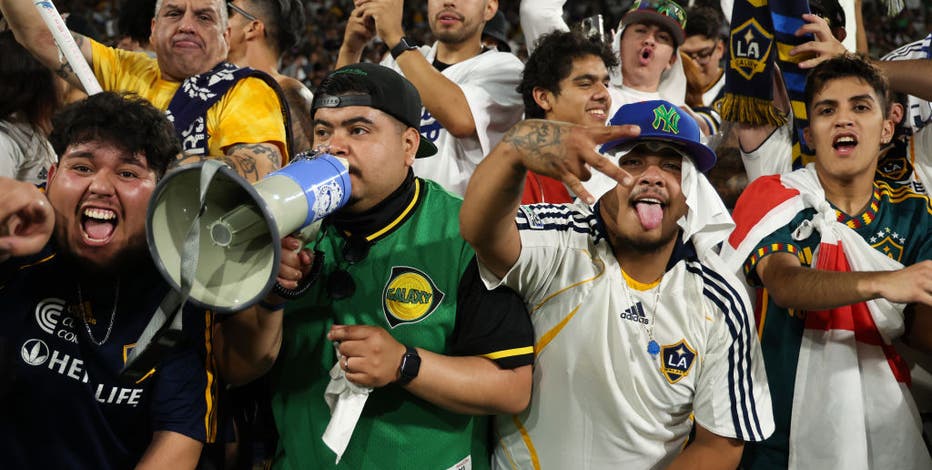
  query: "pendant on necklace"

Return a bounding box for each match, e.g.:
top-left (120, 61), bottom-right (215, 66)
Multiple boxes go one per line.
top-left (647, 340), bottom-right (660, 356)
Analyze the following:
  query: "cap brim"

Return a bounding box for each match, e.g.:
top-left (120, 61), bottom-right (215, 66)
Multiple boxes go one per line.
top-left (415, 134), bottom-right (438, 158)
top-left (622, 10), bottom-right (685, 46)
top-left (600, 137), bottom-right (716, 173)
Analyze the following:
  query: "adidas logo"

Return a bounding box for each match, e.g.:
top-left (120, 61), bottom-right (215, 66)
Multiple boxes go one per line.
top-left (619, 302), bottom-right (649, 325)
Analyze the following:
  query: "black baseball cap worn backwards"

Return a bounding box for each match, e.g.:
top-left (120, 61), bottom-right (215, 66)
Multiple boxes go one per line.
top-left (312, 63), bottom-right (438, 159)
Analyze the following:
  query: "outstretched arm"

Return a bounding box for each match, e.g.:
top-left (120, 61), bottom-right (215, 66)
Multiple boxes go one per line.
top-left (0, 0), bottom-right (93, 90)
top-left (757, 252), bottom-right (932, 310)
top-left (460, 120), bottom-right (637, 278)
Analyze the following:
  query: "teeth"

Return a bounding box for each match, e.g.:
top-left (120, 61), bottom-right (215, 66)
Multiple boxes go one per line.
top-left (84, 208), bottom-right (116, 220)
top-left (835, 136), bottom-right (856, 144)
top-left (638, 198), bottom-right (661, 204)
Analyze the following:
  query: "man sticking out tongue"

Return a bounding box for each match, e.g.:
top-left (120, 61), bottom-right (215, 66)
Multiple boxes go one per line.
top-left (460, 100), bottom-right (773, 470)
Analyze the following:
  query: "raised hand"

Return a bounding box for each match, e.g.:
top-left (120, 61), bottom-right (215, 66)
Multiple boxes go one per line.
top-left (501, 119), bottom-right (640, 204)
top-left (0, 177), bottom-right (54, 262)
top-left (791, 13), bottom-right (848, 69)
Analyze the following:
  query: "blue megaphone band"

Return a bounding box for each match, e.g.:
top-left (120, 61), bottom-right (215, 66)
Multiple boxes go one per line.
top-left (269, 153), bottom-right (351, 228)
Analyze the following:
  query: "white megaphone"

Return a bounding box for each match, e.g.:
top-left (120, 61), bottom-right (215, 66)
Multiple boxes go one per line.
top-left (146, 152), bottom-right (351, 312)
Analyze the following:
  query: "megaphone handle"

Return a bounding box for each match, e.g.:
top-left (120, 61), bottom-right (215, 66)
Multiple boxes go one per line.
top-left (273, 249), bottom-right (325, 300)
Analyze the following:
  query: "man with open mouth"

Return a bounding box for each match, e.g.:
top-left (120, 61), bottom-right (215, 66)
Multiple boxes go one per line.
top-left (0, 93), bottom-right (212, 468)
top-left (724, 54), bottom-right (932, 469)
top-left (461, 100), bottom-right (773, 469)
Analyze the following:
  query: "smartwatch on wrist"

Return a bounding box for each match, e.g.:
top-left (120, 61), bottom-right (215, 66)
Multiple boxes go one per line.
top-left (390, 37), bottom-right (418, 59)
top-left (396, 346), bottom-right (421, 385)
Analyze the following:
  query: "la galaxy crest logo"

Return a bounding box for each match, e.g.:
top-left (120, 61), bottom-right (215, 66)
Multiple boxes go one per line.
top-left (660, 339), bottom-right (697, 384)
top-left (870, 227), bottom-right (906, 262)
top-left (729, 18), bottom-right (774, 80)
top-left (652, 104), bottom-right (681, 134)
top-left (382, 266), bottom-right (444, 328)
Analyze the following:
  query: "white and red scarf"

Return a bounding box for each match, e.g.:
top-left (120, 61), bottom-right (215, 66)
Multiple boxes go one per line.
top-left (721, 165), bottom-right (930, 470)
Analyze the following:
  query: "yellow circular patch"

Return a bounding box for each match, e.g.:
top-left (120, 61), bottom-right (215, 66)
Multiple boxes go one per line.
top-left (384, 272), bottom-right (434, 321)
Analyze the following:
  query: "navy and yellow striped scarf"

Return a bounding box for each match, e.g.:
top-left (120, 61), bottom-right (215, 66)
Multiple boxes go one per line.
top-left (720, 0), bottom-right (815, 165)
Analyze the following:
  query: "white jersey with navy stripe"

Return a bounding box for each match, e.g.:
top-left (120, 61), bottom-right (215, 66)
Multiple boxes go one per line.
top-left (480, 203), bottom-right (773, 470)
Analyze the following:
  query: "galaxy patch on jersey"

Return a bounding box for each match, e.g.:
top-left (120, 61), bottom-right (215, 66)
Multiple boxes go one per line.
top-left (382, 266), bottom-right (444, 328)
top-left (660, 339), bottom-right (696, 384)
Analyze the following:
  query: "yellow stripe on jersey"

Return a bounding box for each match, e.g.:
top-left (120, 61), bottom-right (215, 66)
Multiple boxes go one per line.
top-left (621, 269), bottom-right (660, 291)
top-left (482, 346), bottom-right (534, 361)
top-left (513, 415), bottom-right (542, 470)
top-left (535, 305), bottom-right (580, 357)
top-left (532, 257), bottom-right (606, 313)
top-left (203, 311), bottom-right (218, 443)
top-left (757, 290), bottom-right (769, 339)
top-left (495, 426), bottom-right (520, 470)
top-left (877, 181), bottom-right (932, 214)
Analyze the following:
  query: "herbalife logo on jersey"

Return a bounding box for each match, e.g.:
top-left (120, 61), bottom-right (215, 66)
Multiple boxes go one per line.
top-left (619, 302), bottom-right (649, 325)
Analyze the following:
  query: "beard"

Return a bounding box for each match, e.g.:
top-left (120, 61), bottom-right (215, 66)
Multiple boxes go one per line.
top-left (614, 225), bottom-right (680, 254)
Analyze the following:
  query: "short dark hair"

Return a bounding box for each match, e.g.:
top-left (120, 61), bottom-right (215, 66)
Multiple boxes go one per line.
top-left (49, 92), bottom-right (181, 179)
top-left (519, 30), bottom-right (618, 119)
top-left (809, 0), bottom-right (846, 31)
top-left (249, 0), bottom-right (307, 54)
top-left (684, 5), bottom-right (725, 40)
top-left (804, 53), bottom-right (890, 118)
top-left (0, 30), bottom-right (60, 130)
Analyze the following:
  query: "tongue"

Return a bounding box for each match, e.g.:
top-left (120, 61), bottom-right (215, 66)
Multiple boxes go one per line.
top-left (84, 219), bottom-right (115, 240)
top-left (635, 203), bottom-right (663, 230)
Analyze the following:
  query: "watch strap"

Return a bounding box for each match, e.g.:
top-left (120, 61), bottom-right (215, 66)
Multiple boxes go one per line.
top-left (390, 37), bottom-right (418, 59)
top-left (396, 345), bottom-right (421, 385)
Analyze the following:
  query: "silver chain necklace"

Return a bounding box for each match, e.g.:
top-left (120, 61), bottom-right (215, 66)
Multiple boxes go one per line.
top-left (620, 269), bottom-right (663, 357)
top-left (77, 279), bottom-right (120, 347)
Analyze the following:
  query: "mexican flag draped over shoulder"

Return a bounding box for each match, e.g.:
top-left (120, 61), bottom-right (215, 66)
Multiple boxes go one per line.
top-left (721, 167), bottom-right (932, 469)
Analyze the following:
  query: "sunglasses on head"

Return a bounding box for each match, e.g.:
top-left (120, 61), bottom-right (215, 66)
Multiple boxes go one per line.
top-left (227, 2), bottom-right (258, 21)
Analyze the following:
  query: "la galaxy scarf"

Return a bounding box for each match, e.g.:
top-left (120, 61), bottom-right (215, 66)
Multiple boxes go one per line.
top-left (722, 167), bottom-right (932, 470)
top-left (720, 0), bottom-right (815, 161)
top-left (167, 62), bottom-right (293, 158)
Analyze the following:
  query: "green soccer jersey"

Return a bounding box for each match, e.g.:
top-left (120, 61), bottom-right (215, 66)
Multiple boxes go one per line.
top-left (272, 178), bottom-right (533, 470)
top-left (740, 181), bottom-right (932, 469)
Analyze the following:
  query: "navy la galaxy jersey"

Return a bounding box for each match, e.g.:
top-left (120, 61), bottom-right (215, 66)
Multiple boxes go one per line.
top-left (0, 245), bottom-right (217, 469)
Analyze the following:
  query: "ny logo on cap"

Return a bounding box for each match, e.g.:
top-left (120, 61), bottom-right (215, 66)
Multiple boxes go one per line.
top-left (651, 104), bottom-right (680, 134)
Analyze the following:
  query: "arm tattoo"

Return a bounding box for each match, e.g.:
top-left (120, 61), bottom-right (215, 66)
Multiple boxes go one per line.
top-left (502, 120), bottom-right (567, 164)
top-left (229, 143), bottom-right (282, 169)
top-left (55, 33), bottom-right (87, 82)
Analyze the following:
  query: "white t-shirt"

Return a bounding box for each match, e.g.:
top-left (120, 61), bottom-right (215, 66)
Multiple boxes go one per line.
top-left (381, 44), bottom-right (524, 196)
top-left (481, 202), bottom-right (773, 470)
top-left (0, 119), bottom-right (56, 185)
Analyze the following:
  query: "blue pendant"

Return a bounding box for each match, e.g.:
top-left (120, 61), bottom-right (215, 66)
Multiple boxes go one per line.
top-left (647, 340), bottom-right (660, 356)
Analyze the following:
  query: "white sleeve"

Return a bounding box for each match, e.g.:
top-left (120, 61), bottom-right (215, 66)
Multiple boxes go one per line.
top-left (455, 53), bottom-right (525, 160)
top-left (691, 269), bottom-right (774, 442)
top-left (911, 124), bottom-right (932, 189)
top-left (0, 131), bottom-right (24, 179)
top-left (478, 204), bottom-right (589, 306)
top-left (520, 0), bottom-right (569, 55)
top-left (740, 120), bottom-right (794, 182)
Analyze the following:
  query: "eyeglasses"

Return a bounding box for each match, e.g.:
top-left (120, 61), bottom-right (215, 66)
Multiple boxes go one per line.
top-left (684, 45), bottom-right (718, 64)
top-left (325, 236), bottom-right (371, 300)
top-left (227, 2), bottom-right (257, 21)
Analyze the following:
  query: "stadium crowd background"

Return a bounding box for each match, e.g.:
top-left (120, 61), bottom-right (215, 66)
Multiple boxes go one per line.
top-left (39, 0), bottom-right (932, 93)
